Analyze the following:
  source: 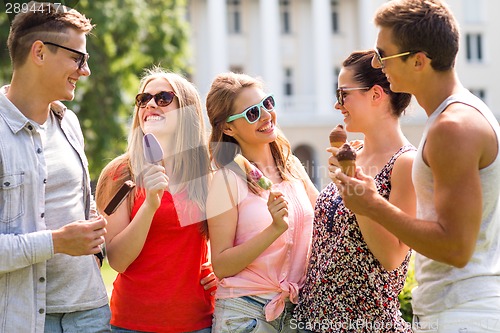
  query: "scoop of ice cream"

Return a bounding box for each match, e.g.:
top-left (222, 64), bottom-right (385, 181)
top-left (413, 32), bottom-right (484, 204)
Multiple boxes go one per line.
top-left (336, 143), bottom-right (356, 161)
top-left (329, 124), bottom-right (347, 148)
top-left (336, 143), bottom-right (357, 177)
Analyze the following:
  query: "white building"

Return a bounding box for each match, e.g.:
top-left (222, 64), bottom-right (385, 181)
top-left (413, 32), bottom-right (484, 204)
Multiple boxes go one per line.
top-left (187, 0), bottom-right (500, 189)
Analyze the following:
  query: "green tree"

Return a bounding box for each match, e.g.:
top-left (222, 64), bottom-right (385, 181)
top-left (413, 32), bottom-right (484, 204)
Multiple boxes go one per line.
top-left (399, 253), bottom-right (417, 322)
top-left (0, 2), bottom-right (10, 80)
top-left (0, 0), bottom-right (191, 180)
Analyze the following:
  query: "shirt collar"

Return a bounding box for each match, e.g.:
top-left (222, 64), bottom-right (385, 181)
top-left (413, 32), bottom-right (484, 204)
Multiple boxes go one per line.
top-left (0, 85), bottom-right (67, 134)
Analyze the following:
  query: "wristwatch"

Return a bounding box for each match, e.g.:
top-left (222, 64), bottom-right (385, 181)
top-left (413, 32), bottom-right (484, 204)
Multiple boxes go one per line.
top-left (94, 247), bottom-right (105, 267)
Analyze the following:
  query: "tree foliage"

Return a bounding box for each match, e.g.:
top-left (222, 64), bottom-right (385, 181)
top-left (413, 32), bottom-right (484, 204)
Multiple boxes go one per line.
top-left (0, 0), bottom-right (191, 180)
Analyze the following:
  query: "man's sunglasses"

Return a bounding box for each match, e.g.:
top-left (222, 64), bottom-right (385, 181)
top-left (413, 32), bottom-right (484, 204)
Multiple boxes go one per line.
top-left (226, 94), bottom-right (276, 124)
top-left (42, 41), bottom-right (89, 70)
top-left (135, 91), bottom-right (177, 108)
top-left (336, 87), bottom-right (371, 106)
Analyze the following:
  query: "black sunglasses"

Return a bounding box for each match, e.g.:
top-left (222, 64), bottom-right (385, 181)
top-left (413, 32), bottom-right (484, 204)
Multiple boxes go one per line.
top-left (43, 41), bottom-right (89, 69)
top-left (336, 87), bottom-right (371, 106)
top-left (135, 91), bottom-right (177, 108)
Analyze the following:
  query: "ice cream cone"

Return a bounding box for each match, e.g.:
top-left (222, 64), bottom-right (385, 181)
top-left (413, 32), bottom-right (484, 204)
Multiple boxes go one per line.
top-left (329, 124), bottom-right (347, 148)
top-left (336, 143), bottom-right (357, 177)
top-left (338, 160), bottom-right (357, 177)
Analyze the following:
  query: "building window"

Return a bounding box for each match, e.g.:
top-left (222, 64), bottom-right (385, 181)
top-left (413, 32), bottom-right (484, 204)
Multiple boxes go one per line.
top-left (280, 0), bottom-right (291, 34)
top-left (227, 0), bottom-right (241, 34)
top-left (293, 145), bottom-right (317, 186)
top-left (465, 33), bottom-right (483, 62)
top-left (463, 0), bottom-right (484, 24)
top-left (331, 0), bottom-right (339, 34)
top-left (469, 88), bottom-right (485, 101)
top-left (284, 68), bottom-right (293, 96)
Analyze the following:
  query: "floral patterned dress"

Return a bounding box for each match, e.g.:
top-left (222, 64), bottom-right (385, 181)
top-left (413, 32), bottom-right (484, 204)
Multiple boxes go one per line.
top-left (294, 145), bottom-right (415, 333)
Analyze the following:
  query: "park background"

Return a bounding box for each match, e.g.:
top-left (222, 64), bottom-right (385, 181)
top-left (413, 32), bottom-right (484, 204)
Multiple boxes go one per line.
top-left (1, 0), bottom-right (499, 323)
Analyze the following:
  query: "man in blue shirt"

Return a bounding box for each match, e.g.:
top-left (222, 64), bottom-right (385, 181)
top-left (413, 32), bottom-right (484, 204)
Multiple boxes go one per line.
top-left (0, 2), bottom-right (110, 332)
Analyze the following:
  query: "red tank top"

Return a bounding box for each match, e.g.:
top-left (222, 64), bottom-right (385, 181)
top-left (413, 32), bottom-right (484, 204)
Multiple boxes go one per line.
top-left (110, 191), bottom-right (214, 332)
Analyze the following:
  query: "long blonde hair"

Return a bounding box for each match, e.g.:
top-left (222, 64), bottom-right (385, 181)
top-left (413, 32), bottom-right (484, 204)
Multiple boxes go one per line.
top-left (96, 68), bottom-right (210, 235)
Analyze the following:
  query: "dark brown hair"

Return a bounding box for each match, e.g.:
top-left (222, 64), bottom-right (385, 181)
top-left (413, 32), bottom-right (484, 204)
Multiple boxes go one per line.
top-left (374, 0), bottom-right (459, 71)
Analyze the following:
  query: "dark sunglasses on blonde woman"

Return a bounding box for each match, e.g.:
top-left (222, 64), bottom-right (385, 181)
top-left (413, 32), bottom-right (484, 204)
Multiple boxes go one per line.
top-left (135, 91), bottom-right (176, 108)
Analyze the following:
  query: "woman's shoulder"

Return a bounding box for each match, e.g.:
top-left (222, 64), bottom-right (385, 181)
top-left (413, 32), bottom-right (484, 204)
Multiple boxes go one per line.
top-left (212, 166), bottom-right (243, 184)
top-left (209, 167), bottom-right (246, 198)
top-left (378, 144), bottom-right (416, 174)
top-left (391, 145), bottom-right (417, 171)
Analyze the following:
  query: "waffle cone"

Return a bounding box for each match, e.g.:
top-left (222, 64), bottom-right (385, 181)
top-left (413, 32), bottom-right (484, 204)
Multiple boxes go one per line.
top-left (330, 141), bottom-right (345, 148)
top-left (339, 160), bottom-right (356, 177)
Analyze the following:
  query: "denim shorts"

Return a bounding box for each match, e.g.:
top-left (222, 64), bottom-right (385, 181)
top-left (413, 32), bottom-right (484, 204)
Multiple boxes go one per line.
top-left (213, 295), bottom-right (297, 333)
top-left (44, 304), bottom-right (111, 333)
top-left (111, 325), bottom-right (211, 333)
top-left (412, 297), bottom-right (500, 333)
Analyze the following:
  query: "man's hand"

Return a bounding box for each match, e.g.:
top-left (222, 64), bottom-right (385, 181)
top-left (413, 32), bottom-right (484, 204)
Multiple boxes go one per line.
top-left (52, 216), bottom-right (107, 256)
top-left (334, 167), bottom-right (380, 217)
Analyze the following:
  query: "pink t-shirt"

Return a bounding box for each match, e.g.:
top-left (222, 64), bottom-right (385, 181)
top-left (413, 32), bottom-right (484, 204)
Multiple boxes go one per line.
top-left (216, 169), bottom-right (314, 321)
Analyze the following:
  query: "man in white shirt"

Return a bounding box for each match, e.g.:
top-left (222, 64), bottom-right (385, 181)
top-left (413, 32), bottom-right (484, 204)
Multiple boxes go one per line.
top-left (336, 1), bottom-right (500, 332)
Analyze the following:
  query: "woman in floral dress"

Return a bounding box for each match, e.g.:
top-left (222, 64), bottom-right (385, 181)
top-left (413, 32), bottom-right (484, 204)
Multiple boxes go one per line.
top-left (294, 50), bottom-right (416, 333)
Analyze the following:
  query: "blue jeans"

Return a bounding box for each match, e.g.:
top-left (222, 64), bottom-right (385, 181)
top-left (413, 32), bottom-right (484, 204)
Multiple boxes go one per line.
top-left (111, 325), bottom-right (211, 333)
top-left (213, 295), bottom-right (296, 332)
top-left (45, 304), bottom-right (111, 332)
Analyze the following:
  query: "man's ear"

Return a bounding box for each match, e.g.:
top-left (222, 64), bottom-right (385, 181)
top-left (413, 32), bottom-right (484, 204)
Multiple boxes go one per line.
top-left (414, 52), bottom-right (428, 71)
top-left (32, 40), bottom-right (45, 65)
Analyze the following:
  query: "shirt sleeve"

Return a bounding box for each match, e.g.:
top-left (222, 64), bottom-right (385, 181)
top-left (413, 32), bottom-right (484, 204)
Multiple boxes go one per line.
top-left (0, 230), bottom-right (54, 274)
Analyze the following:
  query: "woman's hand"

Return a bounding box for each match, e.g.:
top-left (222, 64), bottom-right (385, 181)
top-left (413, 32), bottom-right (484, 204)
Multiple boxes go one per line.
top-left (349, 139), bottom-right (364, 150)
top-left (142, 164), bottom-right (169, 211)
top-left (326, 146), bottom-right (341, 181)
top-left (267, 191), bottom-right (289, 233)
top-left (201, 262), bottom-right (217, 296)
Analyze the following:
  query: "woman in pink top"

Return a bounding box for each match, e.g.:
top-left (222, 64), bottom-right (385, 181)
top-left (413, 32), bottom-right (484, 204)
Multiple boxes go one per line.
top-left (205, 72), bottom-right (318, 332)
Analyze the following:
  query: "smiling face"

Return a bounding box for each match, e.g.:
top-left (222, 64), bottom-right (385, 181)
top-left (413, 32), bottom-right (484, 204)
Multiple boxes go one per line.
top-left (335, 67), bottom-right (374, 132)
top-left (375, 26), bottom-right (415, 94)
top-left (224, 87), bottom-right (277, 148)
top-left (138, 77), bottom-right (179, 142)
top-left (43, 28), bottom-right (91, 102)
